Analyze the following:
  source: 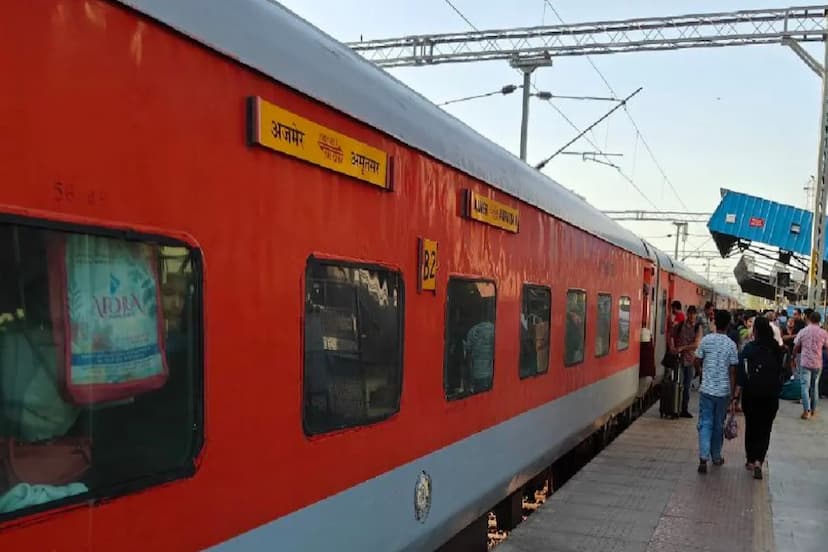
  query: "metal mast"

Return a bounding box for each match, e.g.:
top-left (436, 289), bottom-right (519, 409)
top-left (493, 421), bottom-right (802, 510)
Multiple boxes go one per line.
top-left (808, 14), bottom-right (828, 307)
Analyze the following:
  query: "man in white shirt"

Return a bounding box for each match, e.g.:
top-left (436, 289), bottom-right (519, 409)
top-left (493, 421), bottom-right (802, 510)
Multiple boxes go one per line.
top-left (764, 311), bottom-right (783, 346)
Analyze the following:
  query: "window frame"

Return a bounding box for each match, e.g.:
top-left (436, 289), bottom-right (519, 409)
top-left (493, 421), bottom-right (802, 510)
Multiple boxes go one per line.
top-left (618, 295), bottom-right (632, 351)
top-left (0, 212), bottom-right (205, 523)
top-left (518, 283), bottom-right (551, 380)
top-left (301, 255), bottom-right (405, 437)
top-left (595, 292), bottom-right (613, 358)
top-left (564, 288), bottom-right (587, 367)
top-left (443, 276), bottom-right (497, 401)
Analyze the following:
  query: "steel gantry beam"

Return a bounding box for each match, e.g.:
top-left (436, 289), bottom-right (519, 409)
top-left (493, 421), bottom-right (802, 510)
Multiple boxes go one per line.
top-left (348, 6), bottom-right (828, 67)
top-left (603, 210), bottom-right (711, 222)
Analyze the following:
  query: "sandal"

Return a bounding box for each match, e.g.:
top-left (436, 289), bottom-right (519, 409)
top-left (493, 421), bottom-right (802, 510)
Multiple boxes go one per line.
top-left (753, 466), bottom-right (763, 480)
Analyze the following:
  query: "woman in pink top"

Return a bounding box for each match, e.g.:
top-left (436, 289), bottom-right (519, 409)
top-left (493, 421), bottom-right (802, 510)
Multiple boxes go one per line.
top-left (793, 311), bottom-right (828, 419)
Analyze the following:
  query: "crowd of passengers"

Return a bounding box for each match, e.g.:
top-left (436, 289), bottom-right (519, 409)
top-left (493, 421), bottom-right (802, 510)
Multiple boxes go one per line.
top-left (661, 301), bottom-right (826, 479)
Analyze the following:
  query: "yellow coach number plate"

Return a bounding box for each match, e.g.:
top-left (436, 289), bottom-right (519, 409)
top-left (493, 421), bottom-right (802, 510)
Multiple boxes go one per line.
top-left (419, 238), bottom-right (438, 292)
top-left (248, 96), bottom-right (390, 189)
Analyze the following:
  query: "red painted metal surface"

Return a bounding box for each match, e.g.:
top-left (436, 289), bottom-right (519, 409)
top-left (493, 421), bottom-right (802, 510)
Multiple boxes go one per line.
top-left (0, 2), bottom-right (683, 549)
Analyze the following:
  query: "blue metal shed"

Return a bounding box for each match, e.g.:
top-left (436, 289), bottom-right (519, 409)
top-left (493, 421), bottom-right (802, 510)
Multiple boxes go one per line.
top-left (708, 189), bottom-right (815, 257)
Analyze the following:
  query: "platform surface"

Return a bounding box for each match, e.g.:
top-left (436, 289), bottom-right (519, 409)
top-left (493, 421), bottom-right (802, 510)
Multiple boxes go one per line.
top-left (497, 390), bottom-right (828, 552)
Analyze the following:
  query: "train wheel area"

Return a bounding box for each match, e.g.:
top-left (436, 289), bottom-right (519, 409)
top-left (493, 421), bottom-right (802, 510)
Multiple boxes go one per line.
top-left (488, 393), bottom-right (828, 552)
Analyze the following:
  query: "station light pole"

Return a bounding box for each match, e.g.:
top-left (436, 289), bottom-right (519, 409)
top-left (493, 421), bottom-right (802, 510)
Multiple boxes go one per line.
top-left (510, 55), bottom-right (554, 161)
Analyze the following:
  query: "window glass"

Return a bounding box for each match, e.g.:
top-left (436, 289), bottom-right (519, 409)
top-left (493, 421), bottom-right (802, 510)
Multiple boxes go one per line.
top-left (303, 259), bottom-right (403, 435)
top-left (618, 296), bottom-right (631, 351)
top-left (564, 290), bottom-right (586, 365)
top-left (0, 223), bottom-right (201, 518)
top-left (596, 293), bottom-right (612, 357)
top-left (444, 279), bottom-right (496, 400)
top-left (519, 285), bottom-right (551, 378)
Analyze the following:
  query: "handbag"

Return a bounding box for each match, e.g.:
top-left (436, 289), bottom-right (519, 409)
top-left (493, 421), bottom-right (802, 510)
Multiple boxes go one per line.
top-left (0, 437), bottom-right (91, 489)
top-left (724, 412), bottom-right (739, 440)
top-left (661, 350), bottom-right (679, 369)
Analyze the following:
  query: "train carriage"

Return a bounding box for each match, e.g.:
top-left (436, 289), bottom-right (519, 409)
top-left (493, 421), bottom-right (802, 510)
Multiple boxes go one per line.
top-left (0, 1), bottom-right (717, 550)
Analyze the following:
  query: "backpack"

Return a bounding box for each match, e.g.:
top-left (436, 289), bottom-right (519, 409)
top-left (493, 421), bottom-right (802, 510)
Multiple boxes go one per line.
top-left (742, 343), bottom-right (783, 397)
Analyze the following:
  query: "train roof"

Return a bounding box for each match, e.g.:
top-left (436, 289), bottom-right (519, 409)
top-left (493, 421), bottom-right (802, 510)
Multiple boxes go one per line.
top-left (670, 258), bottom-right (713, 289)
top-left (642, 240), bottom-right (714, 289)
top-left (118, 0), bottom-right (650, 258)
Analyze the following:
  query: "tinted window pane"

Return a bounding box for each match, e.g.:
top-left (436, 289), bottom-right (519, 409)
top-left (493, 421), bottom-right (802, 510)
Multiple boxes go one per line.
top-left (565, 290), bottom-right (586, 365)
top-left (519, 285), bottom-right (551, 378)
top-left (0, 224), bottom-right (201, 518)
top-left (618, 296), bottom-right (631, 351)
top-left (444, 279), bottom-right (496, 400)
top-left (596, 294), bottom-right (612, 357)
top-left (303, 260), bottom-right (403, 435)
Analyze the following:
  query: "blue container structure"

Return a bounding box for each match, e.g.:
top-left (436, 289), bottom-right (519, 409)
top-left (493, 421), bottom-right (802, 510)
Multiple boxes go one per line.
top-left (707, 189), bottom-right (816, 258)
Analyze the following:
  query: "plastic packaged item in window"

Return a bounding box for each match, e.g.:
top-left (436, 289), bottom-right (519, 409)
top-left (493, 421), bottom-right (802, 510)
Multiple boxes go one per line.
top-left (49, 234), bottom-right (168, 405)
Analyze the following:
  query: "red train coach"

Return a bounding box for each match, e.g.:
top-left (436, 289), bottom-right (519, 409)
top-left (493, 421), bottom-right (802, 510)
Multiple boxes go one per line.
top-left (0, 1), bottom-right (707, 550)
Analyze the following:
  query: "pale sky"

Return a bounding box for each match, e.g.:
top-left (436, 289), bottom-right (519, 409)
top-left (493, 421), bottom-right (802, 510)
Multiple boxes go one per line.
top-left (278, 0), bottom-right (824, 291)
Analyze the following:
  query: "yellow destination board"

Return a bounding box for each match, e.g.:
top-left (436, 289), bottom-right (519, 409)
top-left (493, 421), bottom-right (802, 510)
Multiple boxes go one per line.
top-left (248, 96), bottom-right (390, 189)
top-left (418, 238), bottom-right (438, 292)
top-left (464, 190), bottom-right (519, 233)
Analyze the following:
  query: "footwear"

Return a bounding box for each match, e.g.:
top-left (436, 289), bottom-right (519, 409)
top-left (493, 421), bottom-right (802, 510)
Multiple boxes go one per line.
top-left (810, 410), bottom-right (817, 418)
top-left (698, 461), bottom-right (708, 474)
top-left (753, 466), bottom-right (763, 480)
top-left (713, 457), bottom-right (725, 467)
top-left (801, 412), bottom-right (811, 420)
top-left (680, 411), bottom-right (693, 418)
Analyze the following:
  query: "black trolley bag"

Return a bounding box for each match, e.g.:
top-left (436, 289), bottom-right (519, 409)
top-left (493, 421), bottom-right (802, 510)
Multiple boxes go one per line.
top-left (660, 352), bottom-right (683, 419)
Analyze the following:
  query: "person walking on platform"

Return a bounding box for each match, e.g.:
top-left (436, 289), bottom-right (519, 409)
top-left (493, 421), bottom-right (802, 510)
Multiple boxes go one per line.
top-left (671, 305), bottom-right (701, 418)
top-left (694, 310), bottom-right (739, 474)
top-left (763, 310), bottom-right (784, 346)
top-left (733, 317), bottom-right (784, 480)
top-left (699, 301), bottom-right (714, 337)
top-left (793, 311), bottom-right (828, 419)
top-left (782, 317), bottom-right (806, 378)
top-left (670, 300), bottom-right (685, 329)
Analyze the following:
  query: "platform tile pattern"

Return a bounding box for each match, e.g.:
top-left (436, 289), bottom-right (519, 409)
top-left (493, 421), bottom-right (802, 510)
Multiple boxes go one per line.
top-left (497, 393), bottom-right (826, 552)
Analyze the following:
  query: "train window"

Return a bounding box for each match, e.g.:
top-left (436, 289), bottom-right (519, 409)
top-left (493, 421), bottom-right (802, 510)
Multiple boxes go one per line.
top-left (595, 293), bottom-right (612, 357)
top-left (564, 290), bottom-right (586, 366)
top-left (0, 221), bottom-right (202, 519)
top-left (444, 278), bottom-right (496, 400)
top-left (618, 296), bottom-right (632, 351)
top-left (519, 285), bottom-right (551, 378)
top-left (303, 258), bottom-right (403, 435)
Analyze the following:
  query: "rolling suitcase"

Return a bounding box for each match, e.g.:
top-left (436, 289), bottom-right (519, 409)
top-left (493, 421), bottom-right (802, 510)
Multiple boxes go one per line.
top-left (660, 365), bottom-right (683, 419)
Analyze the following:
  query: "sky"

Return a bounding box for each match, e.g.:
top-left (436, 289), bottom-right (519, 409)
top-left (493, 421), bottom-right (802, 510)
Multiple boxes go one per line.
top-left (277, 0), bottom-right (824, 291)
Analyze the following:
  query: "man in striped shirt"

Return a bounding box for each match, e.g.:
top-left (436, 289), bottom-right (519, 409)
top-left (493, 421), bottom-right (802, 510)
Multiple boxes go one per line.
top-left (694, 309), bottom-right (739, 474)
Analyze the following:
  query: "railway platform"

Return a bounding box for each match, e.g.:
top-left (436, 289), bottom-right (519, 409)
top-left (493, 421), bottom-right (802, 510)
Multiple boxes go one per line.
top-left (497, 392), bottom-right (828, 552)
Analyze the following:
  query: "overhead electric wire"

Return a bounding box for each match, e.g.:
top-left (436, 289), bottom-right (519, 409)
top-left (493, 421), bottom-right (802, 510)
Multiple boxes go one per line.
top-left (441, 0), bottom-right (660, 210)
top-left (543, 0), bottom-right (688, 211)
top-left (536, 87), bottom-right (642, 169)
top-left (438, 84), bottom-right (518, 106)
top-left (443, 0), bottom-right (479, 31)
top-left (680, 237), bottom-right (714, 262)
top-left (537, 95), bottom-right (659, 209)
